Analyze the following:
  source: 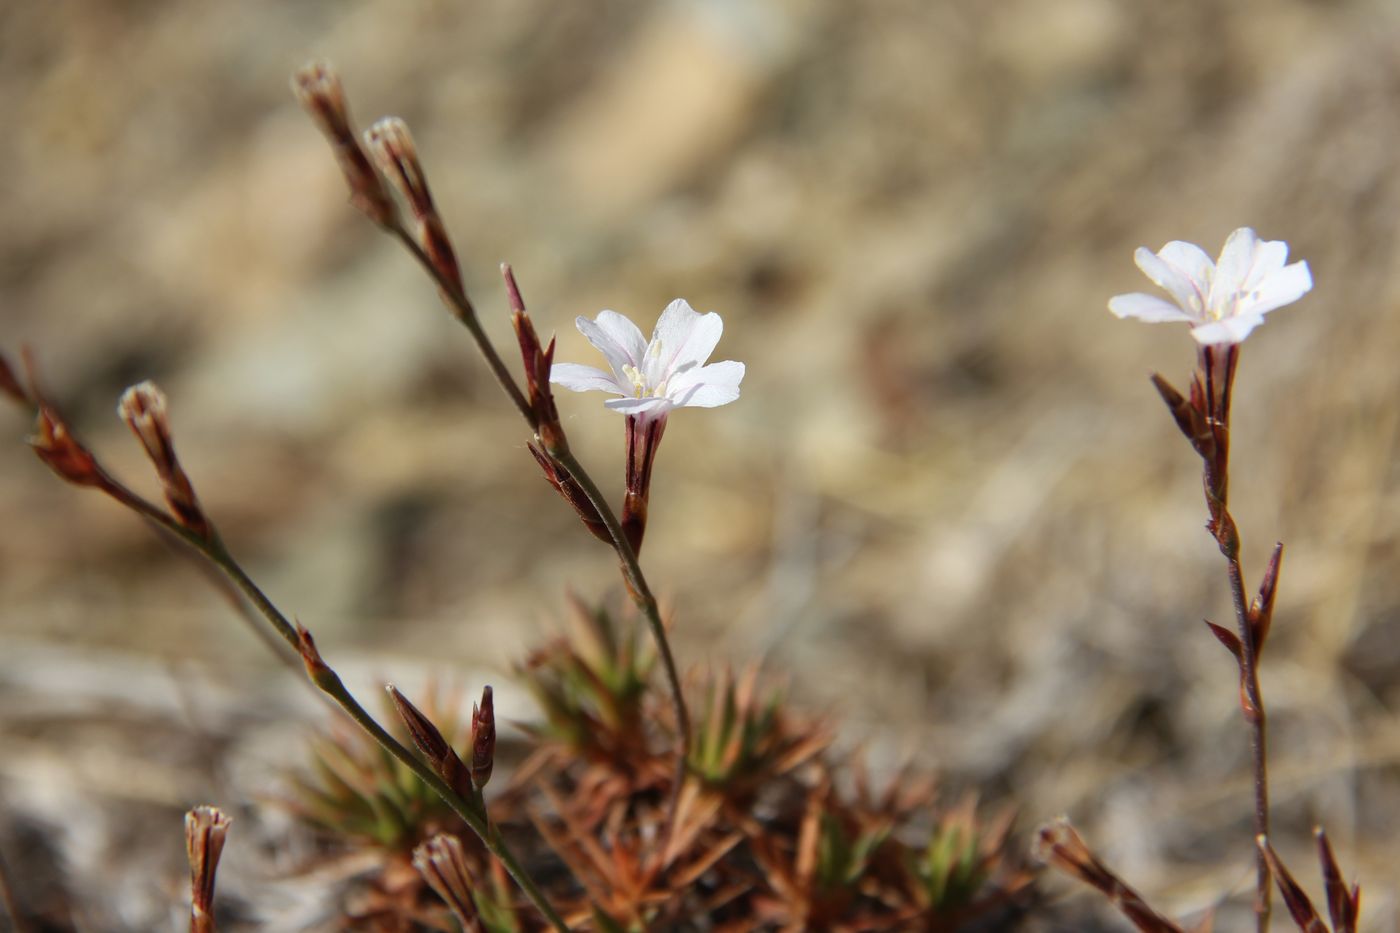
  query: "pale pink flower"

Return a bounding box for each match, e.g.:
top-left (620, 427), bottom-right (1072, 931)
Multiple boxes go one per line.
top-left (1108, 227), bottom-right (1312, 344)
top-left (550, 299), bottom-right (744, 421)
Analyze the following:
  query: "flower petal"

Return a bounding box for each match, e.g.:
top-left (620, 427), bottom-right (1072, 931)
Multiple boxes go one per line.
top-left (549, 362), bottom-right (627, 395)
top-left (1136, 243), bottom-right (1212, 316)
top-left (669, 360), bottom-right (745, 408)
top-left (1107, 292), bottom-right (1194, 323)
top-left (1208, 227), bottom-right (1260, 312)
top-left (577, 311), bottom-right (647, 381)
top-left (1242, 260), bottom-right (1312, 317)
top-left (604, 396), bottom-right (674, 417)
top-left (1191, 314), bottom-right (1264, 345)
top-left (1240, 238), bottom-right (1289, 292)
top-left (652, 299), bottom-right (723, 377)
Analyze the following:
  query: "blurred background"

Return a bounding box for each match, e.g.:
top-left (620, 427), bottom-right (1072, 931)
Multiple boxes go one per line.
top-left (2, 0), bottom-right (1399, 928)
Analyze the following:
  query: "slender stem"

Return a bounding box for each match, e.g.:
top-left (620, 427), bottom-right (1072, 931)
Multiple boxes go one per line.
top-left (196, 538), bottom-right (569, 931)
top-left (391, 227), bottom-right (534, 424)
top-left (1200, 345), bottom-right (1270, 933)
top-left (76, 484), bottom-right (569, 930)
top-left (1227, 554), bottom-right (1271, 933)
top-left (550, 447), bottom-right (692, 791)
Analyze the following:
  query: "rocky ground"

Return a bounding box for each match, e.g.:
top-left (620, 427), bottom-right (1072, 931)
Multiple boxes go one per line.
top-left (2, 0), bottom-right (1398, 929)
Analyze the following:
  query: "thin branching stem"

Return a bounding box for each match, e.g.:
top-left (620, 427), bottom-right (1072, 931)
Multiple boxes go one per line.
top-left (57, 477), bottom-right (571, 931)
top-left (382, 217), bottom-right (693, 789)
top-left (204, 539), bottom-right (570, 931)
top-left (391, 227), bottom-right (534, 424)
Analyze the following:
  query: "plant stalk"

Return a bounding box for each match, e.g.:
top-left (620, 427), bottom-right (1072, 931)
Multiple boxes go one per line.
top-left (1227, 554), bottom-right (1271, 933)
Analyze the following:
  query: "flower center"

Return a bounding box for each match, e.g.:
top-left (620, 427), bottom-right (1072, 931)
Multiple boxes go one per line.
top-left (622, 340), bottom-right (669, 398)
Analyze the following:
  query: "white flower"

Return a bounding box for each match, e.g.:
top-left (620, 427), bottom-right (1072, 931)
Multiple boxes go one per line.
top-left (550, 299), bottom-right (745, 420)
top-left (1108, 227), bottom-right (1312, 345)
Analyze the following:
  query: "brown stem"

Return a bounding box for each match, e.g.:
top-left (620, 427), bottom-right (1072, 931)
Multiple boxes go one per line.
top-left (551, 446), bottom-right (691, 821)
top-left (390, 226), bottom-right (534, 425)
top-left (1199, 345), bottom-right (1270, 932)
top-left (1227, 553), bottom-right (1272, 933)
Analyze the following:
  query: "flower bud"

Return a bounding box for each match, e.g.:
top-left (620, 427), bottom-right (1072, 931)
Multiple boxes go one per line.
top-left (503, 264), bottom-right (567, 450)
top-left (117, 381), bottom-right (211, 538)
top-left (291, 61), bottom-right (398, 228)
top-left (363, 117), bottom-right (463, 295)
top-left (471, 685), bottom-right (495, 790)
top-left (387, 684), bottom-right (473, 798)
top-left (528, 443), bottom-right (611, 544)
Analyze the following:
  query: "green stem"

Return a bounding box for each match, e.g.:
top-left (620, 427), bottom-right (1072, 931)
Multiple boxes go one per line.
top-left (203, 536), bottom-right (571, 931)
top-left (550, 448), bottom-right (692, 791)
top-left (392, 227), bottom-right (534, 424)
top-left (89, 487), bottom-right (569, 931)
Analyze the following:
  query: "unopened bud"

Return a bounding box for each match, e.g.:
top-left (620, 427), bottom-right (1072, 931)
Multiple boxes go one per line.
top-left (117, 381), bottom-right (211, 538)
top-left (295, 623), bottom-right (336, 690)
top-left (292, 61), bottom-right (398, 228)
top-left (363, 117), bottom-right (463, 295)
top-left (527, 443), bottom-right (610, 544)
top-left (388, 685), bottom-right (473, 798)
top-left (184, 805), bottom-right (231, 933)
top-left (470, 685), bottom-right (495, 790)
top-left (503, 265), bottom-right (567, 449)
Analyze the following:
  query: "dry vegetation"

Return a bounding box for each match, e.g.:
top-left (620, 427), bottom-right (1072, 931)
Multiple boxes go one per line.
top-left (1, 1), bottom-right (1398, 929)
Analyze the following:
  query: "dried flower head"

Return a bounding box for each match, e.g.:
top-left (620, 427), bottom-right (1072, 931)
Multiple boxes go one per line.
top-left (117, 381), bottom-right (210, 537)
top-left (413, 834), bottom-right (483, 931)
top-left (1109, 227), bottom-right (1312, 344)
top-left (185, 805), bottom-right (232, 933)
top-left (551, 300), bottom-right (744, 422)
top-left (291, 60), bottom-right (397, 228)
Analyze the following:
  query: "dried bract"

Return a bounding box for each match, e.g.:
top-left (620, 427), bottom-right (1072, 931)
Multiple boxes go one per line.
top-left (1036, 818), bottom-right (1185, 933)
top-left (30, 406), bottom-right (106, 489)
top-left (185, 805), bottom-right (232, 933)
top-left (413, 834), bottom-right (483, 932)
top-left (470, 685), bottom-right (496, 791)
